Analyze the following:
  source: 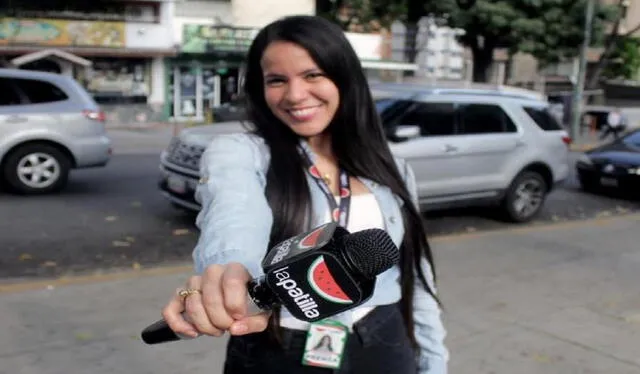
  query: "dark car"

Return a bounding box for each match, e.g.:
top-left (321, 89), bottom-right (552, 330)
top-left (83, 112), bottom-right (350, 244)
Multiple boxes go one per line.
top-left (576, 129), bottom-right (640, 196)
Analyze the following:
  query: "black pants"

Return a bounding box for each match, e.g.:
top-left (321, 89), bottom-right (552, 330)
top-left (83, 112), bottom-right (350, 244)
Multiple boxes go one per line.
top-left (223, 303), bottom-right (417, 374)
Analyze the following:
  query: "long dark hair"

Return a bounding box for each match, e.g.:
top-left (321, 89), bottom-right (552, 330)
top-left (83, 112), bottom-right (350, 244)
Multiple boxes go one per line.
top-left (243, 15), bottom-right (438, 348)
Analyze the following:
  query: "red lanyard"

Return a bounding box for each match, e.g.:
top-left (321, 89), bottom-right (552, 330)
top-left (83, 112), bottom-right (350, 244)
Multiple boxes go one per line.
top-left (300, 150), bottom-right (351, 228)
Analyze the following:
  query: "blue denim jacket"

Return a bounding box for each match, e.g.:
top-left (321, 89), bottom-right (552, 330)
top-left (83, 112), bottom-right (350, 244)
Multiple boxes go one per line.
top-left (192, 133), bottom-right (449, 374)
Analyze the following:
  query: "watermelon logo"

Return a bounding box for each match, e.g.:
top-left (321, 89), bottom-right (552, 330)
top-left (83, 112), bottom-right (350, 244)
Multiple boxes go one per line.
top-left (309, 165), bottom-right (322, 179)
top-left (340, 187), bottom-right (350, 198)
top-left (299, 226), bottom-right (325, 249)
top-left (307, 256), bottom-right (353, 304)
top-left (331, 208), bottom-right (340, 222)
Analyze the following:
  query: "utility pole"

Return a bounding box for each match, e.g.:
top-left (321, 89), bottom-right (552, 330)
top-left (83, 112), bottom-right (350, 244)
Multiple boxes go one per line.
top-left (571, 0), bottom-right (596, 140)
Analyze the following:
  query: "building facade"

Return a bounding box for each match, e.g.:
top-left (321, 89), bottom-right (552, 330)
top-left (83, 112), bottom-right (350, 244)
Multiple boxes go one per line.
top-left (0, 0), bottom-right (177, 124)
top-left (166, 0), bottom-right (317, 122)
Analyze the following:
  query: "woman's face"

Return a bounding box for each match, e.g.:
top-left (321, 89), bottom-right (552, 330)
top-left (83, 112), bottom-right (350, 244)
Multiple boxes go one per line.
top-left (260, 41), bottom-right (340, 138)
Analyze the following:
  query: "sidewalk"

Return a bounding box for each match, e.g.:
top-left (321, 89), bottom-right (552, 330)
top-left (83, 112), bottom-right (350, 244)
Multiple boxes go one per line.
top-left (569, 124), bottom-right (640, 152)
top-left (1, 214), bottom-right (639, 374)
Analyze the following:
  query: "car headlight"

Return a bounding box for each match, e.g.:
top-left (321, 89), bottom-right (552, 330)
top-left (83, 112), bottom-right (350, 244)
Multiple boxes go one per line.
top-left (628, 168), bottom-right (640, 175)
top-left (576, 154), bottom-right (593, 166)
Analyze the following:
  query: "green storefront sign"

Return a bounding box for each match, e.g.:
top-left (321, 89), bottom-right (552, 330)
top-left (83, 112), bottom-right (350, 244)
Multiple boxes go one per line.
top-left (182, 25), bottom-right (258, 54)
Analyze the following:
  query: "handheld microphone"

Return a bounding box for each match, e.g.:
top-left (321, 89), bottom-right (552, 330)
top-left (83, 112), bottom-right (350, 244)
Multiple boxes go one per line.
top-left (141, 222), bottom-right (400, 345)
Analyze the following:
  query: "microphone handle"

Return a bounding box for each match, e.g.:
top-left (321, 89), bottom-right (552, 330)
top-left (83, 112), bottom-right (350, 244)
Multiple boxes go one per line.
top-left (141, 278), bottom-right (274, 345)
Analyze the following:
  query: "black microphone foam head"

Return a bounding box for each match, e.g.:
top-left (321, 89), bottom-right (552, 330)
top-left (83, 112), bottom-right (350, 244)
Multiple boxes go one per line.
top-left (341, 228), bottom-right (400, 278)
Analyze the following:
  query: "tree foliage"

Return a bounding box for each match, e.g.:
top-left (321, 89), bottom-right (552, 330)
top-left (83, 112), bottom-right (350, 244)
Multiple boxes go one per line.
top-left (316, 0), bottom-right (407, 32)
top-left (423, 0), bottom-right (617, 82)
top-left (602, 36), bottom-right (640, 81)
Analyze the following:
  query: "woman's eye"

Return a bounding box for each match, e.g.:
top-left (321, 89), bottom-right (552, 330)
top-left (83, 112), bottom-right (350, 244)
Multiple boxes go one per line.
top-left (306, 72), bottom-right (324, 80)
top-left (265, 78), bottom-right (285, 86)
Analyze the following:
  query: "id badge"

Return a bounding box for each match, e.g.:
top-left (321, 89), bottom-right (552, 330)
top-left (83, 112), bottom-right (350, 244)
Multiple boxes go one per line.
top-left (302, 320), bottom-right (349, 369)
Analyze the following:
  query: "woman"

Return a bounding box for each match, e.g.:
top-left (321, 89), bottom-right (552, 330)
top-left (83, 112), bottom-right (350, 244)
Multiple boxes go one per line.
top-left (162, 15), bottom-right (448, 374)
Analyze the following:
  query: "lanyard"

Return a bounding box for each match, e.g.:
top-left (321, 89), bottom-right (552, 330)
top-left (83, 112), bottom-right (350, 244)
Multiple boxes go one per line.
top-left (300, 149), bottom-right (351, 228)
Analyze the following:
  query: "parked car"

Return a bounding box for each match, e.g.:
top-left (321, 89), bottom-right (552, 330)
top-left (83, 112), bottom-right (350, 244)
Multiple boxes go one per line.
top-left (159, 85), bottom-right (570, 222)
top-left (0, 68), bottom-right (112, 194)
top-left (576, 129), bottom-right (640, 196)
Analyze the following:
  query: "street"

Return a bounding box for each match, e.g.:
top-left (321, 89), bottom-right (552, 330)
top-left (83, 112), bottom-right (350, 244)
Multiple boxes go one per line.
top-left (0, 129), bottom-right (639, 374)
top-left (0, 129), bottom-right (638, 280)
top-left (0, 213), bottom-right (638, 374)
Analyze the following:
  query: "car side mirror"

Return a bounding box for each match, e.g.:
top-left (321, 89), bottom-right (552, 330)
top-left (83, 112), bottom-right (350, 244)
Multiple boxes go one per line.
top-left (392, 125), bottom-right (421, 141)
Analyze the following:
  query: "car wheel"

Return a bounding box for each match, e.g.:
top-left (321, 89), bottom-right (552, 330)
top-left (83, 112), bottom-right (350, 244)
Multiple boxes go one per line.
top-left (3, 143), bottom-right (71, 194)
top-left (502, 171), bottom-right (548, 223)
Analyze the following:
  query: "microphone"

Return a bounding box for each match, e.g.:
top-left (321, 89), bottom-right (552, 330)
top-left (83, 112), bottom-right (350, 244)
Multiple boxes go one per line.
top-left (141, 222), bottom-right (400, 345)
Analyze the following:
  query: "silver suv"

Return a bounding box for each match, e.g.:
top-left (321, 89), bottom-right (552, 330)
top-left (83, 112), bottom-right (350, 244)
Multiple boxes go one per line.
top-left (158, 85), bottom-right (570, 222)
top-left (0, 69), bottom-right (112, 194)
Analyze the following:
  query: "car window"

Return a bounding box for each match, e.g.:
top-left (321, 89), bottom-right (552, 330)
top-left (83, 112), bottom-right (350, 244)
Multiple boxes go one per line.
top-left (623, 131), bottom-right (640, 147)
top-left (458, 103), bottom-right (517, 134)
top-left (374, 98), bottom-right (396, 113)
top-left (0, 78), bottom-right (23, 106)
top-left (12, 78), bottom-right (69, 104)
top-left (378, 99), bottom-right (413, 126)
top-left (398, 102), bottom-right (456, 136)
top-left (523, 106), bottom-right (563, 131)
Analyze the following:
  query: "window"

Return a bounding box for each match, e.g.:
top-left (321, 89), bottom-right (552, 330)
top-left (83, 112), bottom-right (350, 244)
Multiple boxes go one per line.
top-left (523, 106), bottom-right (563, 131)
top-left (374, 98), bottom-right (396, 113)
top-left (0, 78), bottom-right (23, 106)
top-left (623, 131), bottom-right (640, 147)
top-left (398, 102), bottom-right (456, 136)
top-left (13, 78), bottom-right (68, 104)
top-left (378, 99), bottom-right (413, 126)
top-left (458, 104), bottom-right (517, 134)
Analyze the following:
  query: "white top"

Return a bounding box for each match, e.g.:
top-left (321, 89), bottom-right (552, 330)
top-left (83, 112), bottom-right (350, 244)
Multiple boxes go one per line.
top-left (279, 192), bottom-right (385, 330)
top-left (608, 111), bottom-right (623, 127)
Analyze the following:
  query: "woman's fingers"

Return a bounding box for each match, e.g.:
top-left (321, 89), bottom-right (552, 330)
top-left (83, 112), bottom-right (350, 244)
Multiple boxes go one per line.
top-left (221, 262), bottom-right (253, 319)
top-left (183, 275), bottom-right (225, 337)
top-left (229, 313), bottom-right (271, 336)
top-left (201, 264), bottom-right (236, 332)
top-left (164, 262), bottom-right (266, 339)
top-left (161, 288), bottom-right (198, 338)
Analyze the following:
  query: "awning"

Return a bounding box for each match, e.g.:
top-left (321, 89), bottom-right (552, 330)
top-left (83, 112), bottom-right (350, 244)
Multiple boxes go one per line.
top-left (360, 59), bottom-right (419, 72)
top-left (10, 49), bottom-right (92, 67)
top-left (0, 46), bottom-right (178, 58)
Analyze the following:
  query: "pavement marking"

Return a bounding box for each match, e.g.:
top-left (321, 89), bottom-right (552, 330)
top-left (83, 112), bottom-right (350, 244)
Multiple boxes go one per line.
top-left (431, 213), bottom-right (639, 243)
top-left (0, 264), bottom-right (192, 294)
top-left (1, 213), bottom-right (638, 295)
top-left (569, 143), bottom-right (597, 152)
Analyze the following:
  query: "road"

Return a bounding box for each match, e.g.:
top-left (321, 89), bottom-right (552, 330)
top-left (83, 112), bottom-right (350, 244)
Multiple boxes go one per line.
top-left (0, 129), bottom-right (638, 281)
top-left (1, 213), bottom-right (638, 374)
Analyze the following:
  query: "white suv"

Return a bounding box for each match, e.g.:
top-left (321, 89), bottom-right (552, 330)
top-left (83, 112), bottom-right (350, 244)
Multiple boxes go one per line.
top-left (0, 69), bottom-right (112, 194)
top-left (158, 85), bottom-right (570, 222)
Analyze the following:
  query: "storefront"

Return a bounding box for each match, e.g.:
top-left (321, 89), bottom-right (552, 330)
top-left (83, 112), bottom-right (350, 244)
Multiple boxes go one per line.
top-left (166, 24), bottom-right (257, 122)
top-left (1, 16), bottom-right (176, 125)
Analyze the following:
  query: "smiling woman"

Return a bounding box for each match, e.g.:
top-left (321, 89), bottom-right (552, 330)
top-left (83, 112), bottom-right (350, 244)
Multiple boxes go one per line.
top-left (261, 41), bottom-right (340, 143)
top-left (159, 15), bottom-right (448, 374)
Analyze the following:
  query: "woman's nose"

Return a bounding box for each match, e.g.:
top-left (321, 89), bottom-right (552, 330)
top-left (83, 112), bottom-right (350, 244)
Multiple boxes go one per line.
top-left (284, 80), bottom-right (309, 103)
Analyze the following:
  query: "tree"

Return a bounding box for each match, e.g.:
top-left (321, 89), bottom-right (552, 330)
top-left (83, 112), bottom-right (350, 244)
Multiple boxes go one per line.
top-left (423, 0), bottom-right (616, 82)
top-left (602, 35), bottom-right (640, 80)
top-left (316, 0), bottom-right (407, 32)
top-left (587, 0), bottom-right (640, 89)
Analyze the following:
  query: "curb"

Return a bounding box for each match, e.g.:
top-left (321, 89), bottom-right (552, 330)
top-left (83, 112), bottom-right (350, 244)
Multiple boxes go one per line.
top-left (570, 143), bottom-right (598, 152)
top-left (2, 212), bottom-right (639, 294)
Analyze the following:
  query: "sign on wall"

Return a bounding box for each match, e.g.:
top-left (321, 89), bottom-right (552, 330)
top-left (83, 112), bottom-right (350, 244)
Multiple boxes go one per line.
top-left (345, 32), bottom-right (384, 61)
top-left (0, 18), bottom-right (125, 48)
top-left (182, 25), bottom-right (259, 54)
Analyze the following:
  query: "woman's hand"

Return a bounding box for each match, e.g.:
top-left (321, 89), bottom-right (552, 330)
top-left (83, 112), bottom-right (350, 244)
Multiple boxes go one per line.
top-left (162, 262), bottom-right (271, 338)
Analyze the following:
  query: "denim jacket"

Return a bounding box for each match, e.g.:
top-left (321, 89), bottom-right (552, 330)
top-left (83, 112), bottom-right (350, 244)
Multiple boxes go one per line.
top-left (192, 133), bottom-right (449, 374)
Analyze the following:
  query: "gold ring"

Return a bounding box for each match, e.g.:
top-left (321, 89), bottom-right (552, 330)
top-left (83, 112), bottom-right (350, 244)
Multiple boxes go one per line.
top-left (177, 288), bottom-right (201, 299)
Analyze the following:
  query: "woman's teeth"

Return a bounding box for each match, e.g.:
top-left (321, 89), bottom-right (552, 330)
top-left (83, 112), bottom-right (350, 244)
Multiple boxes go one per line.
top-left (290, 107), bottom-right (316, 117)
